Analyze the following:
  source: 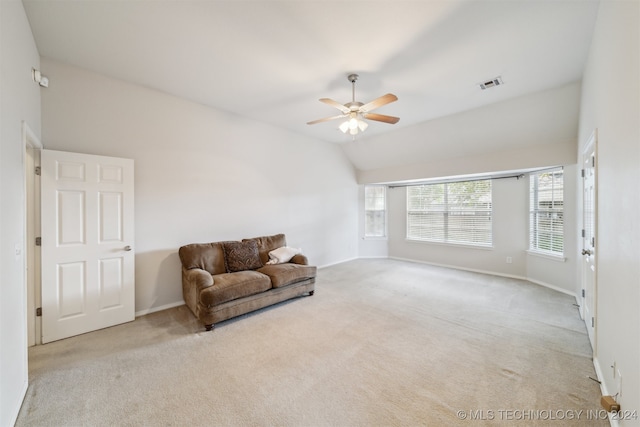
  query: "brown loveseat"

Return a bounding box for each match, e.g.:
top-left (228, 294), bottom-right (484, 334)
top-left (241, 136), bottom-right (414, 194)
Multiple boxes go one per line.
top-left (179, 234), bottom-right (316, 331)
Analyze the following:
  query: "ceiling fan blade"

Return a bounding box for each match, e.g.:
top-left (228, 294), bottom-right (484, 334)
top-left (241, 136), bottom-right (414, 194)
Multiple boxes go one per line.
top-left (360, 93), bottom-right (398, 112)
top-left (363, 113), bottom-right (400, 124)
top-left (319, 98), bottom-right (350, 114)
top-left (307, 114), bottom-right (346, 125)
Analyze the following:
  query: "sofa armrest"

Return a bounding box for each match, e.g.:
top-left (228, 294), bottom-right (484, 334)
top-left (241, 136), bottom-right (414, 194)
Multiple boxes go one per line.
top-left (182, 267), bottom-right (214, 312)
top-left (289, 254), bottom-right (309, 266)
top-left (183, 267), bottom-right (214, 290)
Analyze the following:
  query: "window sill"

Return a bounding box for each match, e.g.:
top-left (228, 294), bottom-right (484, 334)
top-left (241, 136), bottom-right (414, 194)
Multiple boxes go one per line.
top-left (526, 250), bottom-right (566, 262)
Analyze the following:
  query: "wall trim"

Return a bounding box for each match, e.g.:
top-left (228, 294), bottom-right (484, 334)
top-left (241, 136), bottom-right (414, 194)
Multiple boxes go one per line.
top-left (318, 257), bottom-right (359, 270)
top-left (593, 357), bottom-right (620, 427)
top-left (388, 256), bottom-right (577, 298)
top-left (22, 121), bottom-right (43, 150)
top-left (10, 380), bottom-right (29, 427)
top-left (135, 255), bottom-right (577, 317)
top-left (135, 301), bottom-right (185, 318)
top-left (525, 277), bottom-right (576, 297)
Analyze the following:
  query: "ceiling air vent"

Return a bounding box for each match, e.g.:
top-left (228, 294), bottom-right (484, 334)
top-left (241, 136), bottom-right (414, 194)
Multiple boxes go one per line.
top-left (479, 76), bottom-right (504, 90)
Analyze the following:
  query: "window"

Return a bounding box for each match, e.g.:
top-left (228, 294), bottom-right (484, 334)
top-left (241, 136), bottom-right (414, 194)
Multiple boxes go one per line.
top-left (407, 180), bottom-right (492, 246)
top-left (529, 169), bottom-right (564, 255)
top-left (364, 185), bottom-right (386, 238)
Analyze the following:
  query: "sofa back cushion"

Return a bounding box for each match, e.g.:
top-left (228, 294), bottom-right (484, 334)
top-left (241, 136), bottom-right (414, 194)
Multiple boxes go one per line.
top-left (243, 233), bottom-right (286, 265)
top-left (179, 242), bottom-right (227, 276)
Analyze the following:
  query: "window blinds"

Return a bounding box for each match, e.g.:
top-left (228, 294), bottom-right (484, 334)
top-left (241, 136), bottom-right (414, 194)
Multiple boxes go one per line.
top-left (364, 185), bottom-right (386, 238)
top-left (529, 168), bottom-right (564, 254)
top-left (407, 180), bottom-right (492, 246)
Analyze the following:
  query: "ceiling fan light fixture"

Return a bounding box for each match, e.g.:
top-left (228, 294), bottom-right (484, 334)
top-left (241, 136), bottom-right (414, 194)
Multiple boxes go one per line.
top-left (348, 117), bottom-right (359, 130)
top-left (340, 113), bottom-right (368, 135)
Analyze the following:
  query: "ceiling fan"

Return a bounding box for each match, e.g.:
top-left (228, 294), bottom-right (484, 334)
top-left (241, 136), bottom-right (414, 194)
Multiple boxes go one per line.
top-left (307, 74), bottom-right (399, 136)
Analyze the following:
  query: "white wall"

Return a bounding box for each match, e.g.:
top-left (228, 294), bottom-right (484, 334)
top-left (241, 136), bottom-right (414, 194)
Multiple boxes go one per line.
top-left (346, 82), bottom-right (580, 184)
top-left (39, 59), bottom-right (358, 315)
top-left (0, 0), bottom-right (41, 424)
top-left (578, 1), bottom-right (639, 421)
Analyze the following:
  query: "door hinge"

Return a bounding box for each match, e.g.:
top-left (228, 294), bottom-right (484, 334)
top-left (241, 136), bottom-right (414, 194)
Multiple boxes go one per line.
top-left (591, 317), bottom-right (595, 327)
top-left (35, 166), bottom-right (41, 176)
top-left (592, 157), bottom-right (595, 167)
top-left (581, 229), bottom-right (585, 238)
top-left (35, 237), bottom-right (42, 246)
top-left (581, 169), bottom-right (585, 178)
top-left (36, 307), bottom-right (42, 317)
top-left (591, 237), bottom-right (595, 247)
top-left (582, 289), bottom-right (585, 298)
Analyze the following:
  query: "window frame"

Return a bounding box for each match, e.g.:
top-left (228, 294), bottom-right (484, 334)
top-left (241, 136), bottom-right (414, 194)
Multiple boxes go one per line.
top-left (406, 179), bottom-right (493, 248)
top-left (528, 168), bottom-right (564, 257)
top-left (364, 185), bottom-right (387, 239)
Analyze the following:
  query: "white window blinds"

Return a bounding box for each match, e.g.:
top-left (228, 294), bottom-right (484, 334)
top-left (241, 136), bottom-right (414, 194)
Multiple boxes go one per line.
top-left (364, 185), bottom-right (386, 238)
top-left (529, 169), bottom-right (564, 255)
top-left (407, 180), bottom-right (492, 246)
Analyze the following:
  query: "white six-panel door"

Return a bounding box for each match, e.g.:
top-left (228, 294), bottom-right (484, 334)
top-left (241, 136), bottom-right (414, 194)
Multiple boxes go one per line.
top-left (41, 149), bottom-right (135, 343)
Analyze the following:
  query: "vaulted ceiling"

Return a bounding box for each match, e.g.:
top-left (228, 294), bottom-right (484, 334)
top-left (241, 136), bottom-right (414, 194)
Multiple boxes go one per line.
top-left (23, 0), bottom-right (599, 146)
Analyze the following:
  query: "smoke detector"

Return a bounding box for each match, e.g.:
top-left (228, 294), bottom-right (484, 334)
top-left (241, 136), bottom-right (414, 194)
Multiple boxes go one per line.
top-left (478, 76), bottom-right (503, 90)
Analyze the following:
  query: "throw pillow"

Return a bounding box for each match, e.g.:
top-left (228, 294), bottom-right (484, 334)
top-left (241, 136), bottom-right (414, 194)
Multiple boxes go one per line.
top-left (222, 240), bottom-right (263, 273)
top-left (266, 246), bottom-right (302, 265)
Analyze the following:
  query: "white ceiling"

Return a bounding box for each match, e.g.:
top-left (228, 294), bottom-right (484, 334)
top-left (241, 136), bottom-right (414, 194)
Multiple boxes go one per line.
top-left (23, 0), bottom-right (600, 144)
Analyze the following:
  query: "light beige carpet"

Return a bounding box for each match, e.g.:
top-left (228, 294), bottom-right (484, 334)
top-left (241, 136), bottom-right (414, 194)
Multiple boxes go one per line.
top-left (16, 259), bottom-right (609, 426)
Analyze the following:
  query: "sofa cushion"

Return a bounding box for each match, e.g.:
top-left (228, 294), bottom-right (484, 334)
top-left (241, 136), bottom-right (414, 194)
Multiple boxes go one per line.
top-left (243, 234), bottom-right (286, 265)
top-left (257, 263), bottom-right (317, 288)
top-left (222, 240), bottom-right (263, 273)
top-left (200, 271), bottom-right (272, 306)
top-left (179, 242), bottom-right (227, 276)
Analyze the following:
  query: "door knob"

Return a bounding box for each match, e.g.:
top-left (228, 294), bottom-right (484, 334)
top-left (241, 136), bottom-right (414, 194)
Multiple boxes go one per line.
top-left (581, 249), bottom-right (592, 256)
top-left (124, 245), bottom-right (132, 251)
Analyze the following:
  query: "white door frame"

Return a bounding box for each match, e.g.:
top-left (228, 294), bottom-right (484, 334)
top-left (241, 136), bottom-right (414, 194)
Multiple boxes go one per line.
top-left (22, 121), bottom-right (43, 346)
top-left (581, 129), bottom-right (597, 352)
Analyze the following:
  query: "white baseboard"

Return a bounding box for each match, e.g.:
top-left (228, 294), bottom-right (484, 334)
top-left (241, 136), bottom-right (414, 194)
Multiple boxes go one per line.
top-left (318, 256), bottom-right (359, 269)
top-left (389, 255), bottom-right (525, 279)
top-left (525, 277), bottom-right (576, 297)
top-left (135, 256), bottom-right (576, 317)
top-left (593, 357), bottom-right (619, 427)
top-left (134, 258), bottom-right (360, 317)
top-left (388, 256), bottom-right (577, 298)
top-left (135, 301), bottom-right (185, 317)
top-left (11, 379), bottom-right (29, 427)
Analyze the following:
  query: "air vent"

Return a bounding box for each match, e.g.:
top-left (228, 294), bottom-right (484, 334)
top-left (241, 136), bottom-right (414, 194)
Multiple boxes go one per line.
top-left (479, 76), bottom-right (504, 90)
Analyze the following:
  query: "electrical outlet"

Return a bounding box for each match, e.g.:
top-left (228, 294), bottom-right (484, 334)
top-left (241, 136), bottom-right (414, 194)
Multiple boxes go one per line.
top-left (506, 257), bottom-right (512, 264)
